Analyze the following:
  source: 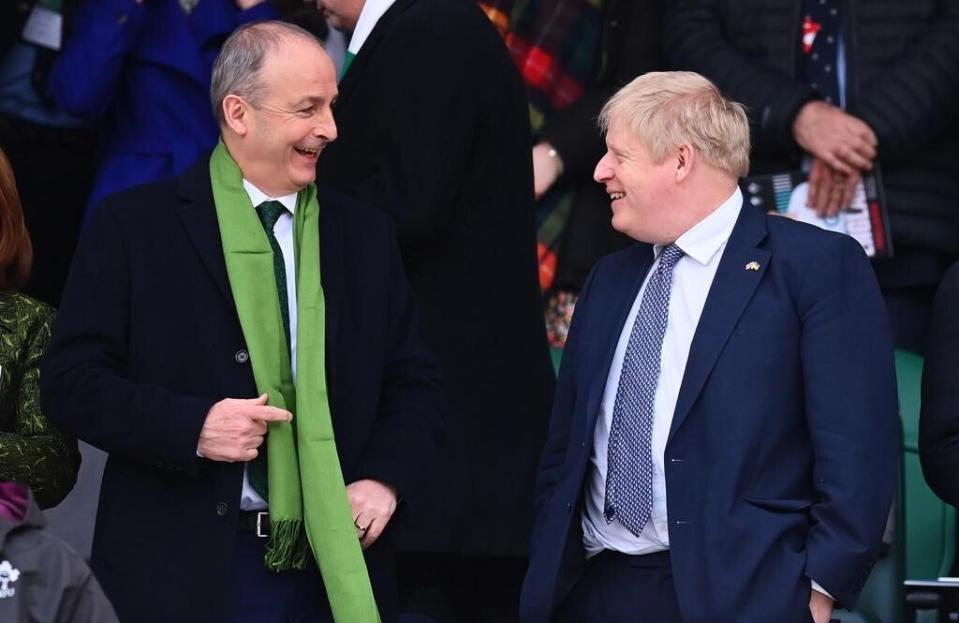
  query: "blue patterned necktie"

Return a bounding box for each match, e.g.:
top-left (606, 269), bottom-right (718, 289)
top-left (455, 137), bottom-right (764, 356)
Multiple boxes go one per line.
top-left (605, 243), bottom-right (685, 536)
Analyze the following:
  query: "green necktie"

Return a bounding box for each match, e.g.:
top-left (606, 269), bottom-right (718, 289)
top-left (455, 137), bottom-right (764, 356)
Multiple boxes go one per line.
top-left (340, 51), bottom-right (356, 81)
top-left (249, 200), bottom-right (291, 499)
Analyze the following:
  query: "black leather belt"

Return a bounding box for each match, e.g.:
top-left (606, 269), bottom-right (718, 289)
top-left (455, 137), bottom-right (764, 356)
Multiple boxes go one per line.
top-left (238, 511), bottom-right (270, 538)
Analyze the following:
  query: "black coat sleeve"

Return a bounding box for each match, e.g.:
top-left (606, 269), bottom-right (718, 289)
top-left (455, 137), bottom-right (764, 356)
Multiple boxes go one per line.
top-left (664, 0), bottom-right (817, 159)
top-left (353, 215), bottom-right (447, 500)
top-left (920, 261), bottom-right (959, 507)
top-left (854, 1), bottom-right (959, 161)
top-left (40, 201), bottom-right (213, 476)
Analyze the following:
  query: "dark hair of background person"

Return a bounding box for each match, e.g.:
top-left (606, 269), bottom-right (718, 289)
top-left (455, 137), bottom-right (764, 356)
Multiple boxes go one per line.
top-left (0, 147), bottom-right (33, 291)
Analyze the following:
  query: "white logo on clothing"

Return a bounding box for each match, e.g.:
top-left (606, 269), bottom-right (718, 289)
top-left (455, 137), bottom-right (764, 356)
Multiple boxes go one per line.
top-left (0, 560), bottom-right (20, 598)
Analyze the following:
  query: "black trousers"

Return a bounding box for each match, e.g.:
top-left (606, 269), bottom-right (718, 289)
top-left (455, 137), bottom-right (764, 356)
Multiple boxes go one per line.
top-left (397, 553), bottom-right (527, 623)
top-left (230, 531), bottom-right (333, 623)
top-left (557, 550), bottom-right (683, 623)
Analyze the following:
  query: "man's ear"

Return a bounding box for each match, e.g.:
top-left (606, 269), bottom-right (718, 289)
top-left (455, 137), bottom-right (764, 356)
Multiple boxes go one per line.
top-left (222, 94), bottom-right (250, 136)
top-left (675, 144), bottom-right (695, 183)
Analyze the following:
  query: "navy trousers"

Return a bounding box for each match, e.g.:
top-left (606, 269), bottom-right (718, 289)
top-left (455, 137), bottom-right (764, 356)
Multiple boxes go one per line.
top-left (556, 550), bottom-right (683, 623)
top-left (230, 531), bottom-right (334, 623)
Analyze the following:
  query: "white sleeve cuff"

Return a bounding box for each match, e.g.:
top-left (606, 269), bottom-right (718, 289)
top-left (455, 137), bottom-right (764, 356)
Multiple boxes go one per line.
top-left (811, 580), bottom-right (834, 600)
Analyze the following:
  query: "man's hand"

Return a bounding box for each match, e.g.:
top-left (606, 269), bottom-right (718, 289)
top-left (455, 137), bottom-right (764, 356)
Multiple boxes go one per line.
top-left (197, 394), bottom-right (291, 462)
top-left (347, 479), bottom-right (398, 549)
top-left (809, 588), bottom-right (835, 623)
top-left (532, 142), bottom-right (564, 199)
top-left (807, 157), bottom-right (860, 218)
top-left (793, 101), bottom-right (877, 176)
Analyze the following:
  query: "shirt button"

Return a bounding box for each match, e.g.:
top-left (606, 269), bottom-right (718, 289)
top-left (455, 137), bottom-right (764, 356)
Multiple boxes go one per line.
top-left (235, 349), bottom-right (249, 364)
top-left (216, 502), bottom-right (229, 517)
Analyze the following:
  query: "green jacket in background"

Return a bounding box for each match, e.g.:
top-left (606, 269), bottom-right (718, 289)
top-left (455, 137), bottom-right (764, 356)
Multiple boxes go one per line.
top-left (0, 292), bottom-right (79, 508)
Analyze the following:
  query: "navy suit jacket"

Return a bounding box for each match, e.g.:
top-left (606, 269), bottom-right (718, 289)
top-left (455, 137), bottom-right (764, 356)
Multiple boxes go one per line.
top-left (40, 160), bottom-right (446, 623)
top-left (520, 204), bottom-right (899, 623)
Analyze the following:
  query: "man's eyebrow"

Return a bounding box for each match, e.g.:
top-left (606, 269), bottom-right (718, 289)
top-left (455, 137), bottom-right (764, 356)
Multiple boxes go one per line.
top-left (291, 96), bottom-right (324, 108)
top-left (608, 144), bottom-right (627, 158)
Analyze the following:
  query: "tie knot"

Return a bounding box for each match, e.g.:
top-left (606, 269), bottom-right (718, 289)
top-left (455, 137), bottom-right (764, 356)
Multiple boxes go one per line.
top-left (256, 200), bottom-right (286, 232)
top-left (658, 243), bottom-right (685, 272)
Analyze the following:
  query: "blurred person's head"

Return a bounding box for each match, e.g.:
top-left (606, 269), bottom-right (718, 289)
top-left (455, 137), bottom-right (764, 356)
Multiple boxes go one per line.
top-left (212, 21), bottom-right (338, 197)
top-left (0, 148), bottom-right (33, 291)
top-left (314, 0), bottom-right (365, 32)
top-left (593, 71), bottom-right (750, 245)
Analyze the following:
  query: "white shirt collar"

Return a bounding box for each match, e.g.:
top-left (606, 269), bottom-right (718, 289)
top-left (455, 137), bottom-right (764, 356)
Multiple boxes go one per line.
top-left (242, 179), bottom-right (297, 214)
top-left (656, 186), bottom-right (743, 266)
top-left (348, 0), bottom-right (396, 55)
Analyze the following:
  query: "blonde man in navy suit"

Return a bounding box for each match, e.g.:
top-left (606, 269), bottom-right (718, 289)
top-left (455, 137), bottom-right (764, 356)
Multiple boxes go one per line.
top-left (521, 72), bottom-right (899, 623)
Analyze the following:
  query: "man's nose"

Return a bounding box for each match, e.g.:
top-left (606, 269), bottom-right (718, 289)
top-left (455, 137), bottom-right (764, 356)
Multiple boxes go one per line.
top-left (317, 116), bottom-right (337, 143)
top-left (594, 152), bottom-right (613, 183)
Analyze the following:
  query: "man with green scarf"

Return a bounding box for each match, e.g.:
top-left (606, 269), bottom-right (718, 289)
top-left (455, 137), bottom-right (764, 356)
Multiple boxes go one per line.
top-left (41, 21), bottom-right (445, 623)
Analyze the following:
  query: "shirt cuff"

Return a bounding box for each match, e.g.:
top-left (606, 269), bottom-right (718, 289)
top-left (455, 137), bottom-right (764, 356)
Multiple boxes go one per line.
top-left (811, 580), bottom-right (834, 600)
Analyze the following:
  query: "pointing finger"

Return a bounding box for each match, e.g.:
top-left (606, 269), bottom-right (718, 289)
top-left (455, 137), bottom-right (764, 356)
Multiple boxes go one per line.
top-left (250, 406), bottom-right (293, 423)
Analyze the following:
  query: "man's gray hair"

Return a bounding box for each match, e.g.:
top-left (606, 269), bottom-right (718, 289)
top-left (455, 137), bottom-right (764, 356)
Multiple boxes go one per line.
top-left (211, 21), bottom-right (322, 125)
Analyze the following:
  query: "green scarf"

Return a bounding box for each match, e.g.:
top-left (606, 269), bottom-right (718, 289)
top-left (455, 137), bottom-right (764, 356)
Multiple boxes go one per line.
top-left (209, 142), bottom-right (380, 622)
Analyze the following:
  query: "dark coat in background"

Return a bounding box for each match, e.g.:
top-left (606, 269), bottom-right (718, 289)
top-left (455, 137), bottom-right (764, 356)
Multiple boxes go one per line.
top-left (920, 260), bottom-right (959, 507)
top-left (318, 0), bottom-right (554, 557)
top-left (665, 0), bottom-right (959, 282)
top-left (543, 0), bottom-right (665, 291)
top-left (40, 161), bottom-right (446, 623)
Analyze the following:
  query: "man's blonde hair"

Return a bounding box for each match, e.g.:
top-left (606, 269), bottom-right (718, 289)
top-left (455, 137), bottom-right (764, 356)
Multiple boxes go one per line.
top-left (599, 71), bottom-right (750, 179)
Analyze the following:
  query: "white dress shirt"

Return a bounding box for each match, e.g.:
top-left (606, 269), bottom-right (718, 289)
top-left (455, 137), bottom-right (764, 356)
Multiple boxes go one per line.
top-left (239, 181), bottom-right (298, 512)
top-left (347, 0), bottom-right (396, 56)
top-left (582, 187), bottom-right (742, 556)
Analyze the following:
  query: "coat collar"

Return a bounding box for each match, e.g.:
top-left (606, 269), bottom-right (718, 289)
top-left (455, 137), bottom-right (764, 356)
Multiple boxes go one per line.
top-left (580, 204), bottom-right (771, 446)
top-left (667, 204), bottom-right (770, 442)
top-left (174, 157), bottom-right (344, 363)
top-left (336, 0), bottom-right (417, 108)
top-left (176, 158), bottom-right (233, 305)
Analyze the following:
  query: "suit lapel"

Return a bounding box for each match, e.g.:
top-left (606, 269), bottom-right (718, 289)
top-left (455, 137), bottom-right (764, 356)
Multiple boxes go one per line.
top-left (583, 246), bottom-right (655, 439)
top-left (668, 205), bottom-right (770, 442)
top-left (336, 0), bottom-right (416, 109)
top-left (176, 160), bottom-right (233, 305)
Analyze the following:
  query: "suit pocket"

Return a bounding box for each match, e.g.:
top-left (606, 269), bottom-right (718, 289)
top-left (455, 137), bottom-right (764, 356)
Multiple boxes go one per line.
top-left (742, 496), bottom-right (813, 513)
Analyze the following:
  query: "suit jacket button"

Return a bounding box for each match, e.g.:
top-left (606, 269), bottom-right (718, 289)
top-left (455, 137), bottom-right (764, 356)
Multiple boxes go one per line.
top-left (235, 350), bottom-right (249, 364)
top-left (216, 502), bottom-right (229, 517)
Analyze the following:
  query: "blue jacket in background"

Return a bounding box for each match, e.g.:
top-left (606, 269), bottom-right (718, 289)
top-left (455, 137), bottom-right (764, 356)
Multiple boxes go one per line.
top-left (49, 0), bottom-right (276, 216)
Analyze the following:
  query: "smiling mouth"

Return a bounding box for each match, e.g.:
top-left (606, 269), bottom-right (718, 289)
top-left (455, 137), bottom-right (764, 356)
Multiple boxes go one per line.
top-left (609, 191), bottom-right (625, 201)
top-left (294, 146), bottom-right (321, 158)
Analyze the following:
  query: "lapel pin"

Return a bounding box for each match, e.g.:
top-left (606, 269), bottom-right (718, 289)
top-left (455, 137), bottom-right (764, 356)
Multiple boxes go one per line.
top-left (745, 261), bottom-right (761, 271)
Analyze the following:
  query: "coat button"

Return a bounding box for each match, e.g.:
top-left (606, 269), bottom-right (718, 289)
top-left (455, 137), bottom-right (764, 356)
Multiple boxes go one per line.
top-left (216, 502), bottom-right (229, 517)
top-left (234, 349), bottom-right (249, 364)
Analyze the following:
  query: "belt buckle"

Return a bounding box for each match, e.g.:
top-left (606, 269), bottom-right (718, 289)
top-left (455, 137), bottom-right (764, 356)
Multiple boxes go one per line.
top-left (256, 511), bottom-right (269, 538)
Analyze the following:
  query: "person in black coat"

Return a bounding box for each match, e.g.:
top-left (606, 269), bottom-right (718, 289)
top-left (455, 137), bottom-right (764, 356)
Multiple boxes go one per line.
top-left (39, 23), bottom-right (445, 623)
top-left (666, 0), bottom-right (959, 354)
top-left (920, 261), bottom-right (959, 507)
top-left (316, 0), bottom-right (555, 619)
